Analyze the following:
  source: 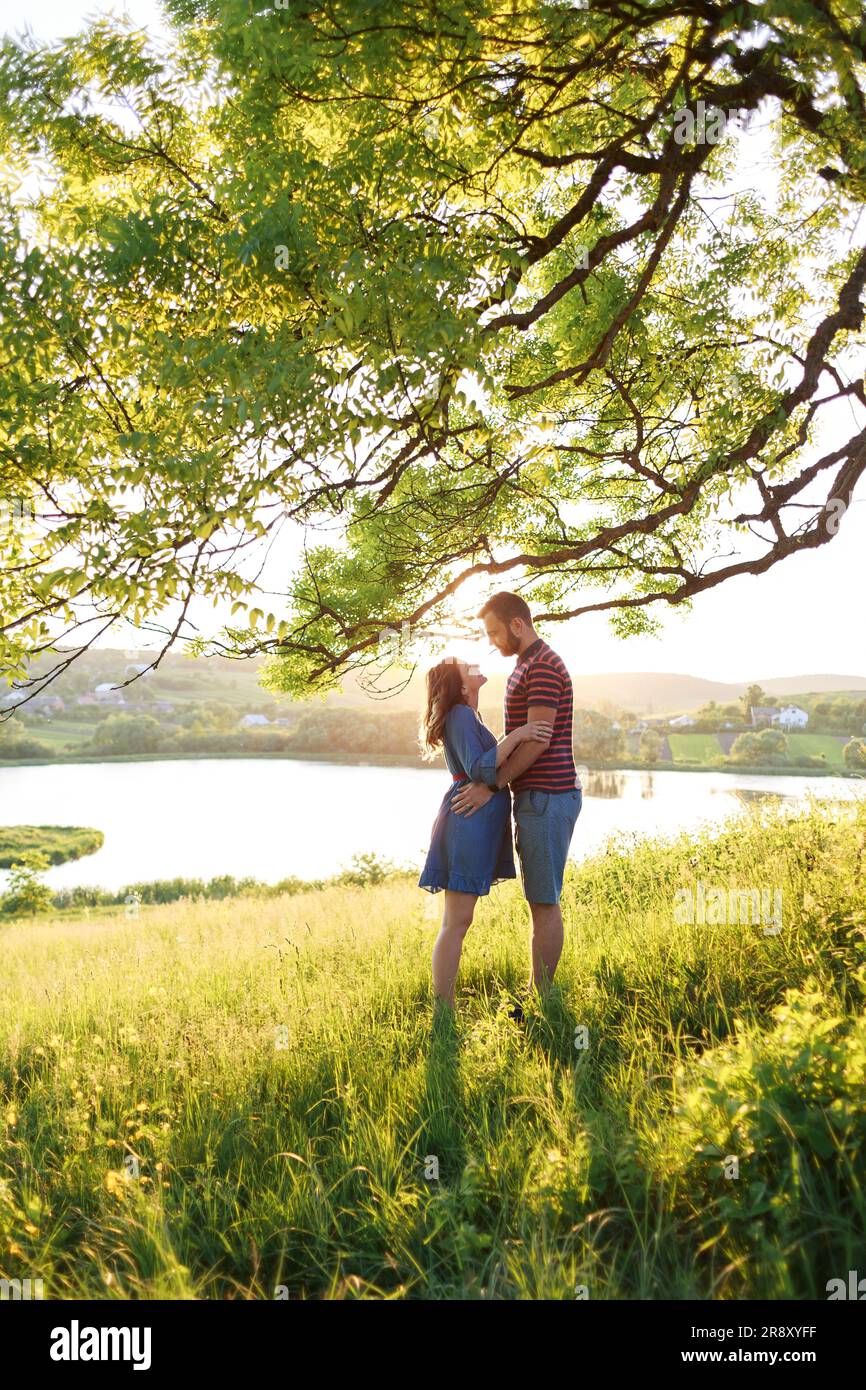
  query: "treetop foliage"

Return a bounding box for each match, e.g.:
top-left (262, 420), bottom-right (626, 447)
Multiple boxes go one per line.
top-left (1, 0), bottom-right (864, 701)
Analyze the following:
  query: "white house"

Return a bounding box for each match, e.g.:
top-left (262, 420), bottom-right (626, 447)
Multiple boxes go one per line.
top-left (240, 713), bottom-right (270, 727)
top-left (94, 683), bottom-right (127, 706)
top-left (669, 714), bottom-right (696, 728)
top-left (776, 704), bottom-right (809, 729)
top-left (751, 703), bottom-right (808, 729)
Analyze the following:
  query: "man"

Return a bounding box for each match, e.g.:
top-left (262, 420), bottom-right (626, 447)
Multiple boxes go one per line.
top-left (451, 592), bottom-right (582, 1012)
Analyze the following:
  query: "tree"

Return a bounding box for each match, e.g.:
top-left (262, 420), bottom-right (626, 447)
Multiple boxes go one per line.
top-left (730, 728), bottom-right (788, 765)
top-left (1, 851), bottom-right (54, 916)
top-left (741, 685), bottom-right (766, 719)
top-left (1, 2), bottom-right (865, 702)
top-left (0, 721), bottom-right (51, 760)
top-left (574, 709), bottom-right (626, 761)
top-left (843, 738), bottom-right (866, 771)
top-left (337, 852), bottom-right (400, 887)
top-left (87, 713), bottom-right (163, 755)
top-left (639, 728), bottom-right (663, 764)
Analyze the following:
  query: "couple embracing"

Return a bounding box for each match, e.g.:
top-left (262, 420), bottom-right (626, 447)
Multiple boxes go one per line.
top-left (419, 591), bottom-right (582, 1018)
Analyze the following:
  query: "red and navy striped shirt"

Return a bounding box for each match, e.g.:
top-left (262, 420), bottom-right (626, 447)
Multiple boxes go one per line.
top-left (505, 638), bottom-right (577, 793)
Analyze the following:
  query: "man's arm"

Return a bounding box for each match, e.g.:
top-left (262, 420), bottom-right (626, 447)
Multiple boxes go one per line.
top-left (492, 704), bottom-right (557, 787)
top-left (452, 704), bottom-right (557, 816)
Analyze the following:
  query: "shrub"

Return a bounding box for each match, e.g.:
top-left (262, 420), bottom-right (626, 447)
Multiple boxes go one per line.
top-left (843, 738), bottom-right (866, 771)
top-left (1, 851), bottom-right (54, 916)
top-left (730, 728), bottom-right (788, 764)
top-left (664, 980), bottom-right (866, 1295)
top-left (639, 728), bottom-right (662, 763)
top-left (336, 852), bottom-right (402, 887)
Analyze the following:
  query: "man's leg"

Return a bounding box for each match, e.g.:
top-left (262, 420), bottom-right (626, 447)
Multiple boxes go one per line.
top-left (515, 788), bottom-right (582, 996)
top-left (528, 902), bottom-right (564, 991)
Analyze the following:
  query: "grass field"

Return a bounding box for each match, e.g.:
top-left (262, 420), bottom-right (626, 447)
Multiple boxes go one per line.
top-left (786, 734), bottom-right (848, 767)
top-left (0, 720), bottom-right (91, 756)
top-left (667, 732), bottom-right (722, 763)
top-left (1, 803), bottom-right (864, 1299)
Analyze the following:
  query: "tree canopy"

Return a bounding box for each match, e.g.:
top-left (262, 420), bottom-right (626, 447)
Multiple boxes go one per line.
top-left (1, 0), bottom-right (864, 702)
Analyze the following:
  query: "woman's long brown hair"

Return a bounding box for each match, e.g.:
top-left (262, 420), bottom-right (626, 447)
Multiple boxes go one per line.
top-left (420, 658), bottom-right (465, 759)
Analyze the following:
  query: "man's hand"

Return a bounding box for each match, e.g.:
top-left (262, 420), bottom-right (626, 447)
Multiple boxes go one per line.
top-left (451, 781), bottom-right (494, 818)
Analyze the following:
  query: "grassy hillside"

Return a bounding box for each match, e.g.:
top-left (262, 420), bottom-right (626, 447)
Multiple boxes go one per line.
top-left (1, 804), bottom-right (864, 1299)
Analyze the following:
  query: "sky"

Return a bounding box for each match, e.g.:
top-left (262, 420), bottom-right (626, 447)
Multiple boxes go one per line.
top-left (4, 0), bottom-right (864, 685)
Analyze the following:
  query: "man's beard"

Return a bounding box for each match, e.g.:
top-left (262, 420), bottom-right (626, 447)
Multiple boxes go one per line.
top-left (503, 632), bottom-right (522, 656)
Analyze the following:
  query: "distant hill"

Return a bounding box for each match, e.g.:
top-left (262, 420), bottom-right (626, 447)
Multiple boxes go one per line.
top-left (5, 648), bottom-right (865, 719)
top-left (568, 671), bottom-right (866, 715)
top-left (333, 667), bottom-right (866, 717)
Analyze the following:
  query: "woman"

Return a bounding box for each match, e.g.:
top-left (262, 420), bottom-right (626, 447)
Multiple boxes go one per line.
top-left (418, 656), bottom-right (552, 1009)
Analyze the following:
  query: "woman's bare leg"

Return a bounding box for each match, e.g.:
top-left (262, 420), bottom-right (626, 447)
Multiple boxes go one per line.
top-left (432, 890), bottom-right (477, 1008)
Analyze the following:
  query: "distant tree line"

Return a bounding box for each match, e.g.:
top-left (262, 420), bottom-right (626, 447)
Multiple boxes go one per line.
top-left (0, 853), bottom-right (410, 918)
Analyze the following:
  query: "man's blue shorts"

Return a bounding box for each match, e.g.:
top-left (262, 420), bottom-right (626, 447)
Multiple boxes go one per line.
top-left (513, 787), bottom-right (582, 905)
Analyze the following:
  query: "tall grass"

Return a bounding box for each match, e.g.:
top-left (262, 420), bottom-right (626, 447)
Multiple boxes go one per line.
top-left (1, 801), bottom-right (864, 1299)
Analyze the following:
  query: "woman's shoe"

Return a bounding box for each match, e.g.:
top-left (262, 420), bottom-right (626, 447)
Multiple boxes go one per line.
top-left (507, 999), bottom-right (525, 1025)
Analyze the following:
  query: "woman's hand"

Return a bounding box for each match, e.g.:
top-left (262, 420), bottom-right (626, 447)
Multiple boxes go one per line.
top-left (520, 721), bottom-right (553, 745)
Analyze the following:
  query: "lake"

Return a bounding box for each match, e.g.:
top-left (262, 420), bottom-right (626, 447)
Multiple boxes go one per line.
top-left (1, 758), bottom-right (863, 892)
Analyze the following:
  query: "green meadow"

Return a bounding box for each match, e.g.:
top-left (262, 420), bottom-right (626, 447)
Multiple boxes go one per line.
top-left (666, 731), bottom-right (849, 769)
top-left (1, 802), bottom-right (864, 1300)
top-left (786, 734), bottom-right (848, 768)
top-left (666, 732), bottom-right (723, 763)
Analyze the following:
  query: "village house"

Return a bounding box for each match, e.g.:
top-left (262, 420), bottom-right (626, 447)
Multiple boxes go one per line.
top-left (777, 704), bottom-right (809, 728)
top-left (93, 683), bottom-right (128, 706)
top-left (29, 694), bottom-right (65, 717)
top-left (751, 703), bottom-right (809, 729)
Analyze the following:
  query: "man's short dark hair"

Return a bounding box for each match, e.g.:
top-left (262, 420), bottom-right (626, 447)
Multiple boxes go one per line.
top-left (478, 591), bottom-right (533, 627)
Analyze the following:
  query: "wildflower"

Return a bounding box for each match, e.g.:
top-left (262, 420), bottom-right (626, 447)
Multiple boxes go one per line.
top-left (104, 1170), bottom-right (128, 1197)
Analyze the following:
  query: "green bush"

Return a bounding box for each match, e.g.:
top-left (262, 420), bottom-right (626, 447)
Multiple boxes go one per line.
top-left (842, 738), bottom-right (866, 771)
top-left (86, 713), bottom-right (164, 755)
top-left (730, 728), bottom-right (788, 764)
top-left (663, 980), bottom-right (866, 1296)
top-left (1, 851), bottom-right (54, 916)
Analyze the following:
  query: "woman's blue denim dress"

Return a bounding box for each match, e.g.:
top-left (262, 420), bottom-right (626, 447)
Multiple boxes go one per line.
top-left (418, 704), bottom-right (516, 895)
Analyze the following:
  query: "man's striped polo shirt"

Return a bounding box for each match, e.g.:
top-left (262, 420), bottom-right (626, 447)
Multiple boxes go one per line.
top-left (505, 637), bottom-right (577, 793)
